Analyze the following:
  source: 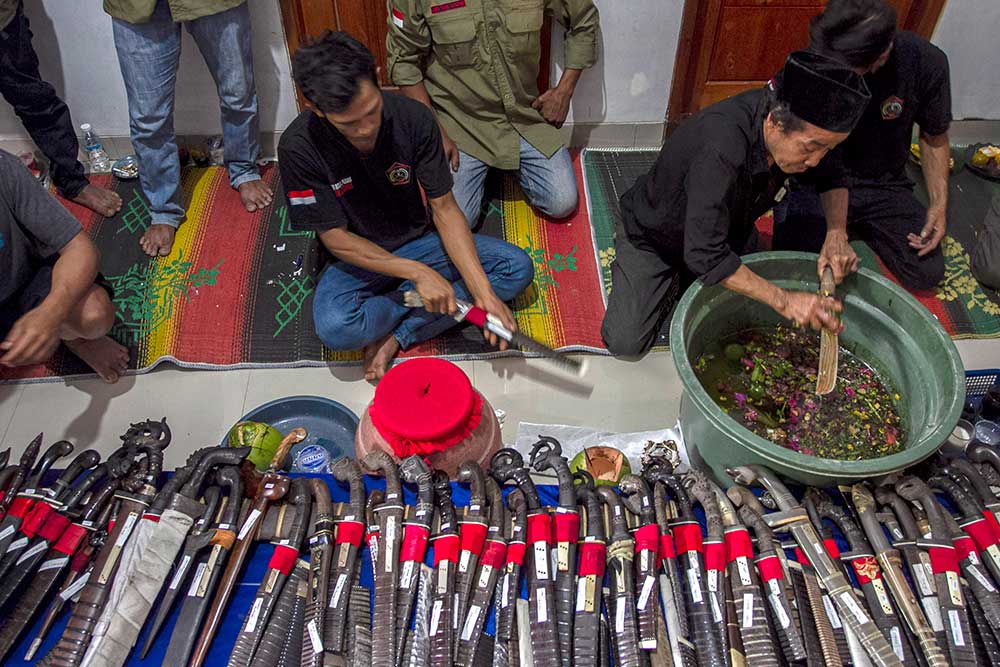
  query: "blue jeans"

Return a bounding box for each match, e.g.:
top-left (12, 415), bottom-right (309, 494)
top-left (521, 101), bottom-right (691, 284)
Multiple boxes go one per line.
top-left (313, 233), bottom-right (534, 351)
top-left (112, 0), bottom-right (261, 228)
top-left (453, 138), bottom-right (578, 227)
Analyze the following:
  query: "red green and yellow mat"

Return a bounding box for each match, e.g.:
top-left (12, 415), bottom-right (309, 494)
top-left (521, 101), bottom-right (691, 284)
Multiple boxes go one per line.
top-left (2, 153), bottom-right (609, 383)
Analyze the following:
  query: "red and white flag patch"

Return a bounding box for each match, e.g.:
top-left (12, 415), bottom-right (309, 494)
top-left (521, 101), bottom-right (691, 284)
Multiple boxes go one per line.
top-left (288, 189), bottom-right (317, 206)
top-left (391, 8), bottom-right (405, 28)
top-left (332, 177), bottom-right (354, 197)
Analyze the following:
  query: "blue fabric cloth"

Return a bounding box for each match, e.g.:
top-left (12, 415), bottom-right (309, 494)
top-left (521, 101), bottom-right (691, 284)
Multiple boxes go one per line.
top-left (452, 138), bottom-right (579, 226)
top-left (312, 232), bottom-right (534, 350)
top-left (111, 0), bottom-right (261, 229)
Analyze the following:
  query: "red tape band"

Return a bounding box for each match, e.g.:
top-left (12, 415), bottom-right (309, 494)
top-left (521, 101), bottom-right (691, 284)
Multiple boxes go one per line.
top-left (954, 535), bottom-right (977, 562)
top-left (757, 554), bottom-right (783, 582)
top-left (982, 511), bottom-right (1000, 542)
top-left (506, 540), bottom-right (526, 567)
top-left (850, 555), bottom-right (881, 584)
top-left (53, 524), bottom-right (88, 556)
top-left (929, 545), bottom-right (959, 574)
top-left (268, 544), bottom-right (299, 576)
top-left (21, 502), bottom-right (55, 538)
top-left (464, 306), bottom-right (487, 327)
top-left (672, 521), bottom-right (703, 555)
top-left (336, 520), bottom-right (365, 547)
top-left (961, 517), bottom-right (997, 552)
top-left (141, 513), bottom-right (160, 523)
top-left (433, 533), bottom-right (460, 566)
top-left (527, 513), bottom-right (551, 546)
top-left (480, 539), bottom-right (507, 570)
top-left (553, 511), bottom-right (580, 545)
top-left (459, 521), bottom-right (488, 557)
top-left (704, 539), bottom-right (726, 572)
top-left (794, 548), bottom-right (811, 568)
top-left (7, 497), bottom-right (34, 519)
top-left (37, 513), bottom-right (71, 544)
top-left (634, 523), bottom-right (659, 556)
top-left (823, 538), bottom-right (841, 559)
top-left (400, 523), bottom-right (430, 563)
top-left (69, 546), bottom-right (91, 573)
top-left (725, 527), bottom-right (754, 563)
top-left (660, 533), bottom-right (677, 560)
top-left (578, 541), bottom-right (607, 577)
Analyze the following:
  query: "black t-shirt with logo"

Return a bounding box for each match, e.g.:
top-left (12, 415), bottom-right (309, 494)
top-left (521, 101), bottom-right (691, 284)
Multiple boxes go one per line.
top-left (841, 31), bottom-right (952, 186)
top-left (277, 92), bottom-right (454, 251)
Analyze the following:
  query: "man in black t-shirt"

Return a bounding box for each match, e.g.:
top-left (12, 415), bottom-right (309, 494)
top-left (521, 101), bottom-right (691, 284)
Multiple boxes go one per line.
top-left (0, 149), bottom-right (129, 383)
top-left (774, 0), bottom-right (951, 290)
top-left (279, 32), bottom-right (534, 380)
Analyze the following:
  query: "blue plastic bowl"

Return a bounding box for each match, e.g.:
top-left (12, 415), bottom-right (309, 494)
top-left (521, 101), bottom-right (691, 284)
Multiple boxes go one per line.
top-left (223, 395), bottom-right (360, 470)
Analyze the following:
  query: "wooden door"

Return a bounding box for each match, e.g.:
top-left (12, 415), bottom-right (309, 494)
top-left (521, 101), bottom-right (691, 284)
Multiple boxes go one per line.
top-left (279, 1), bottom-right (552, 103)
top-left (666, 0), bottom-right (948, 131)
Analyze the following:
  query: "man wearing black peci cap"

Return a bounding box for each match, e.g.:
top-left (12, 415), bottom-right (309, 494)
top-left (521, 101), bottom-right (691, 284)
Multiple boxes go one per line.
top-left (601, 51), bottom-right (871, 357)
top-left (774, 0), bottom-right (951, 290)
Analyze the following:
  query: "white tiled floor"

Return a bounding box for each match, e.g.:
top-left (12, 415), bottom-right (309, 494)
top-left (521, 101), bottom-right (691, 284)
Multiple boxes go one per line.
top-left (1, 338), bottom-right (996, 462)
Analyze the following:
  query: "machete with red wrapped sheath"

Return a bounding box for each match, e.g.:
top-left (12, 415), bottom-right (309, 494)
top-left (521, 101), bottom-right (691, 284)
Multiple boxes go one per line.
top-left (0, 439), bottom-right (75, 557)
top-left (326, 456), bottom-right (367, 658)
top-left (397, 456), bottom-right (435, 667)
top-left (453, 459), bottom-right (488, 661)
top-left (0, 434), bottom-right (40, 517)
top-left (571, 475), bottom-right (605, 667)
top-left (364, 451), bottom-right (405, 667)
top-left (938, 463), bottom-right (1000, 585)
top-left (620, 473), bottom-right (665, 657)
top-left (596, 484), bottom-right (641, 667)
top-left (494, 488), bottom-right (526, 667)
top-left (427, 470), bottom-right (458, 667)
top-left (300, 478), bottom-right (333, 667)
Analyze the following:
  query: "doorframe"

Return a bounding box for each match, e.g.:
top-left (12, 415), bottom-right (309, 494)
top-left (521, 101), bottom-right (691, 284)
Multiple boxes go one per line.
top-left (664, 0), bottom-right (949, 133)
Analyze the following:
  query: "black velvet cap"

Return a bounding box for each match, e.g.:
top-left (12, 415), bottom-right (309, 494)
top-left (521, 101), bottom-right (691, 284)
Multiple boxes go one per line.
top-left (776, 50), bottom-right (871, 133)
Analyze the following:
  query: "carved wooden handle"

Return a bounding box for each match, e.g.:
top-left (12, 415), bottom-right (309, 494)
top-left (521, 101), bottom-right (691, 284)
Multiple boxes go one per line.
top-left (270, 428), bottom-right (307, 472)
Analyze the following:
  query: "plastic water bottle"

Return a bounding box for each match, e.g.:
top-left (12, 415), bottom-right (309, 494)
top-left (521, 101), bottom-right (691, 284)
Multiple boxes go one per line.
top-left (81, 123), bottom-right (111, 173)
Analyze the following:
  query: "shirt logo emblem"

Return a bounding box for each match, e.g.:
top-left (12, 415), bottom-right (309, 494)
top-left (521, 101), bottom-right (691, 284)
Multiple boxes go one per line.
top-left (430, 0), bottom-right (466, 14)
top-left (881, 95), bottom-right (904, 120)
top-left (386, 163), bottom-right (412, 186)
top-left (332, 177), bottom-right (354, 197)
top-left (288, 189), bottom-right (317, 206)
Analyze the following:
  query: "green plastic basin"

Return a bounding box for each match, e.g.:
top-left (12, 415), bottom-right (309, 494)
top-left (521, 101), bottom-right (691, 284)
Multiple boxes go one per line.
top-left (670, 251), bottom-right (964, 486)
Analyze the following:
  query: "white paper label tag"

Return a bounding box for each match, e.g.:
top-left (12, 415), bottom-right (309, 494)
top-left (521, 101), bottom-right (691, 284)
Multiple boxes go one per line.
top-left (187, 562), bottom-right (208, 597)
top-left (459, 550), bottom-right (471, 573)
top-left (237, 509), bottom-right (262, 541)
top-left (641, 549), bottom-right (649, 572)
top-left (710, 594), bottom-right (723, 622)
top-left (946, 571), bottom-right (962, 606)
top-left (872, 579), bottom-right (894, 615)
top-left (924, 600), bottom-right (944, 631)
top-left (8, 536), bottom-right (28, 553)
top-left (400, 561), bottom-right (415, 591)
top-left (307, 619), bottom-right (324, 653)
top-left (477, 564), bottom-right (493, 589)
top-left (501, 574), bottom-right (510, 608)
top-left (737, 557), bottom-right (752, 586)
top-left (430, 600), bottom-right (443, 636)
top-left (534, 542), bottom-right (549, 580)
top-left (576, 578), bottom-right (588, 612)
top-left (890, 626), bottom-right (904, 659)
top-left (385, 518), bottom-right (396, 573)
top-left (638, 575), bottom-right (656, 611)
top-left (60, 572), bottom-right (90, 601)
top-left (742, 594), bottom-right (754, 628)
top-left (769, 593), bottom-right (791, 629)
top-left (17, 540), bottom-right (47, 564)
top-left (913, 562), bottom-right (933, 595)
top-left (168, 555), bottom-right (192, 591)
top-left (244, 597), bottom-right (264, 633)
top-left (707, 569), bottom-right (719, 593)
top-left (330, 573), bottom-right (348, 609)
top-left (687, 568), bottom-right (703, 603)
top-left (969, 564), bottom-right (997, 592)
top-left (615, 598), bottom-right (626, 633)
top-left (823, 595), bottom-right (843, 629)
top-left (115, 513), bottom-right (139, 548)
top-left (949, 609), bottom-right (966, 646)
top-left (0, 525), bottom-right (14, 541)
top-left (461, 605), bottom-right (481, 641)
top-left (839, 592), bottom-right (869, 625)
top-left (536, 587), bottom-right (548, 623)
top-left (38, 556), bottom-right (69, 572)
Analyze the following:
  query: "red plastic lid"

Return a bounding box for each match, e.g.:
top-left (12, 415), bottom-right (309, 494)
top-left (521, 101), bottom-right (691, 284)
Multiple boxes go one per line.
top-left (372, 358), bottom-right (476, 441)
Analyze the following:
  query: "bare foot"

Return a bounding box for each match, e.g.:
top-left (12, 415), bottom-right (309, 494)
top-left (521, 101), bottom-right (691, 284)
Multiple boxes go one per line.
top-left (363, 335), bottom-right (401, 381)
top-left (65, 336), bottom-right (129, 383)
top-left (71, 184), bottom-right (123, 218)
top-left (238, 179), bottom-right (273, 213)
top-left (140, 224), bottom-right (176, 257)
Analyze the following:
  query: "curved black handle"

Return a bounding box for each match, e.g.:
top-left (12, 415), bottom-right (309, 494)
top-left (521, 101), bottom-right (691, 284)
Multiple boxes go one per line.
top-left (457, 460), bottom-right (487, 511)
top-left (929, 473), bottom-right (981, 518)
top-left (596, 486), bottom-right (630, 541)
top-left (576, 485), bottom-right (605, 540)
top-left (486, 477), bottom-right (504, 529)
top-left (619, 474), bottom-right (655, 525)
top-left (950, 458), bottom-right (999, 507)
top-left (362, 451), bottom-right (402, 500)
top-left (149, 464), bottom-right (195, 513)
top-left (895, 476), bottom-right (948, 541)
top-left (27, 440), bottom-right (74, 489)
top-left (489, 448), bottom-right (540, 510)
top-left (661, 474), bottom-right (694, 518)
top-left (400, 455), bottom-right (434, 509)
top-left (684, 471), bottom-right (723, 540)
top-left (195, 486), bottom-right (223, 532)
top-left (813, 490), bottom-right (868, 553)
top-left (331, 457), bottom-right (365, 514)
top-left (52, 449), bottom-right (102, 500)
top-left (802, 489), bottom-right (833, 540)
top-left (285, 478), bottom-right (313, 549)
top-left (874, 486), bottom-right (922, 541)
top-left (216, 465), bottom-right (245, 527)
top-left (137, 442), bottom-right (165, 484)
top-left (60, 461), bottom-right (110, 512)
top-left (433, 470), bottom-right (458, 535)
top-left (181, 446), bottom-right (251, 497)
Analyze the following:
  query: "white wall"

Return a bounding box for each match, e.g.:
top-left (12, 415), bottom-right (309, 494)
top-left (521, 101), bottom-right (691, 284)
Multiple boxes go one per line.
top-left (931, 0), bottom-right (1000, 121)
top-left (0, 0), bottom-right (298, 141)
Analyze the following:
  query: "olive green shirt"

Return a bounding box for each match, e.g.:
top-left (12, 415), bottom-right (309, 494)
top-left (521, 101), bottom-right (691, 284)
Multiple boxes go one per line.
top-left (387, 0), bottom-right (599, 170)
top-left (103, 0), bottom-right (244, 24)
top-left (0, 0), bottom-right (17, 31)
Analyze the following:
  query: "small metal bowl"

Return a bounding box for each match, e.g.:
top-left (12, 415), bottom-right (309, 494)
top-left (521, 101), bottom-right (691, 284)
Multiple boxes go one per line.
top-left (111, 155), bottom-right (139, 180)
top-left (941, 418), bottom-right (974, 458)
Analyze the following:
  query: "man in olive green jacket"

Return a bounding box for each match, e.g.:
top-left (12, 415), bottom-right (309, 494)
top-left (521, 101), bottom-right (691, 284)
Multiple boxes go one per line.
top-left (106, 0), bottom-right (272, 256)
top-left (387, 0), bottom-right (599, 226)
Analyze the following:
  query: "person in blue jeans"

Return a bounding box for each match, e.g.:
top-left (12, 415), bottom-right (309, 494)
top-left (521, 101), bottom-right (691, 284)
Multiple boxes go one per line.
top-left (108, 0), bottom-right (273, 257)
top-left (279, 32), bottom-right (534, 380)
